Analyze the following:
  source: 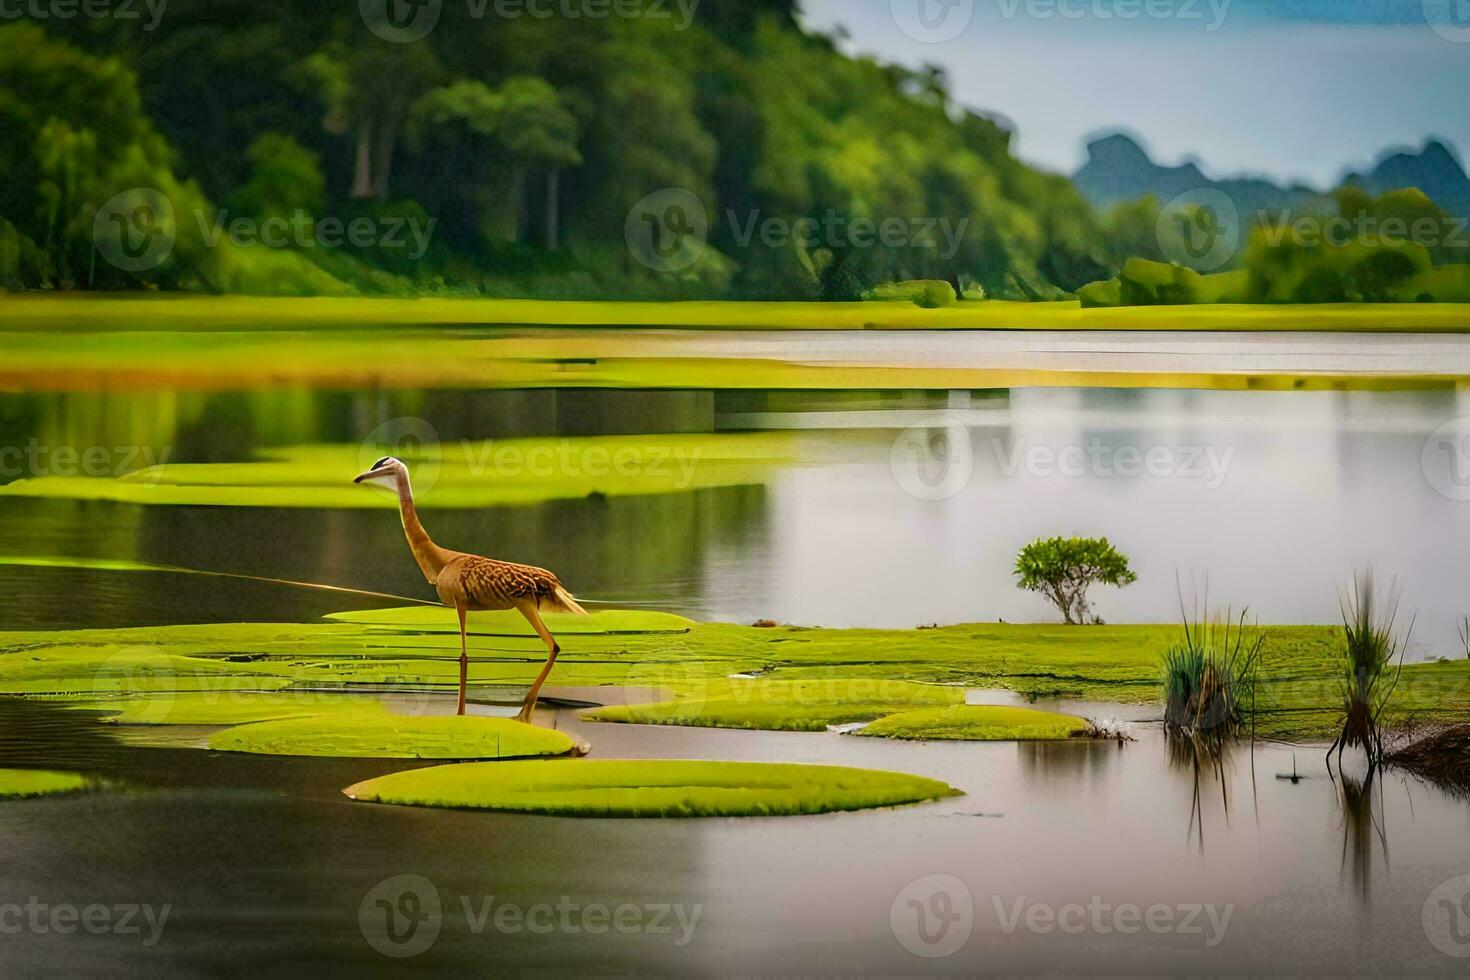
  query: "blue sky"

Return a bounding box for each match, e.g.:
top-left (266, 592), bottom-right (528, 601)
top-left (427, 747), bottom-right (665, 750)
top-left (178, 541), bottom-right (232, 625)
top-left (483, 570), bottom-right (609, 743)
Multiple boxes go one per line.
top-left (800, 0), bottom-right (1470, 187)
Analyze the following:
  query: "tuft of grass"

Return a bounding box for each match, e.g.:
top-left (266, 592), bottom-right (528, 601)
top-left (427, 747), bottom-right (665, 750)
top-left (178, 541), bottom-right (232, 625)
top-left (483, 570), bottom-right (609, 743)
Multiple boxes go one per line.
top-left (1161, 607), bottom-right (1263, 740)
top-left (1331, 572), bottom-right (1410, 764)
top-left (856, 705), bottom-right (1090, 741)
top-left (342, 759), bottom-right (961, 817)
top-left (0, 768), bottom-right (92, 800)
top-left (209, 714), bottom-right (575, 759)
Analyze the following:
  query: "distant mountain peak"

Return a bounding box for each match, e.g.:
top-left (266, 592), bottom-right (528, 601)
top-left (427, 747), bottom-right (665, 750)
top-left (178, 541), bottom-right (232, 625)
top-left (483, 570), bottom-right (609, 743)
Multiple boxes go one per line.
top-left (1074, 133), bottom-right (1470, 220)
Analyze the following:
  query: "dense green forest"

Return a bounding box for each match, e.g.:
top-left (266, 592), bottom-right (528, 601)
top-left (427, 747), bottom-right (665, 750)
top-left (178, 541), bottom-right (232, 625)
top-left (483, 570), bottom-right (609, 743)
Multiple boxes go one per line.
top-left (0, 1), bottom-right (1119, 300)
top-left (2, 2), bottom-right (1465, 304)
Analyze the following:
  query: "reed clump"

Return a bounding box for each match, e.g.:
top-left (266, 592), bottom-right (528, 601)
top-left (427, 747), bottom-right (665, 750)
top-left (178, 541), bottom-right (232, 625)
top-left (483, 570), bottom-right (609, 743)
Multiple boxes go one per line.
top-left (1328, 573), bottom-right (1409, 767)
top-left (1162, 608), bottom-right (1263, 740)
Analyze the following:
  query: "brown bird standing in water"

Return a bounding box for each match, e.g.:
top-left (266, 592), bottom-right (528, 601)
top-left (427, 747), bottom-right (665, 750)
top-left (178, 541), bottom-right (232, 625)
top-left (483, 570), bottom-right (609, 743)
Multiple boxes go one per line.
top-left (354, 456), bottom-right (587, 720)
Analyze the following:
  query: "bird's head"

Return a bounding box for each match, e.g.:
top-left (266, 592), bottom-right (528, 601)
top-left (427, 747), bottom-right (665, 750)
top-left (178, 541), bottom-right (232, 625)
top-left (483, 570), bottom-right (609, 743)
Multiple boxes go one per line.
top-left (354, 456), bottom-right (407, 490)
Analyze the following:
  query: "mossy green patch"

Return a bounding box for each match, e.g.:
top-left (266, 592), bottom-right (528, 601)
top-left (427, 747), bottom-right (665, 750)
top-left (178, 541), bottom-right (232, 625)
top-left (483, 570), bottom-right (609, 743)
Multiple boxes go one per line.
top-left (343, 759), bottom-right (960, 817)
top-left (79, 691), bottom-right (384, 726)
top-left (209, 713), bottom-right (575, 759)
top-left (0, 768), bottom-right (92, 800)
top-left (6, 615), bottom-right (1469, 741)
top-left (857, 704), bottom-right (1091, 740)
top-left (586, 678), bottom-right (962, 731)
top-left (0, 433), bottom-right (795, 509)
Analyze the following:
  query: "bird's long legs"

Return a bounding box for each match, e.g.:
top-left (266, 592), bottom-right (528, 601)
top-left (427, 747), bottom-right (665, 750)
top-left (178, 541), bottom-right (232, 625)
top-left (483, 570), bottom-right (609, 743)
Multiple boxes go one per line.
top-left (516, 602), bottom-right (560, 723)
top-left (456, 603), bottom-right (469, 717)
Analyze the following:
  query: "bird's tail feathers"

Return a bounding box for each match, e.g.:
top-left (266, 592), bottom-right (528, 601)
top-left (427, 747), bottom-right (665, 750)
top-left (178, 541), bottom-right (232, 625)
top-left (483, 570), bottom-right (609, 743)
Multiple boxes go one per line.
top-left (547, 585), bottom-right (590, 616)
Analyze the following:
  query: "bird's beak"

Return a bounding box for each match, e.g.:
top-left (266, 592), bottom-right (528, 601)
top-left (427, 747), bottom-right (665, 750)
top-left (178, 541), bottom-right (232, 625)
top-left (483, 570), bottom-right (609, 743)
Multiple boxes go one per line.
top-left (353, 470), bottom-right (378, 485)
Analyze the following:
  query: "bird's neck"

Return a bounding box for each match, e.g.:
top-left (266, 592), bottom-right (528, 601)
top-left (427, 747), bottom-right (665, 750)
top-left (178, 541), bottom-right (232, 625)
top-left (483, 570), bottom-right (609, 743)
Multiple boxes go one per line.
top-left (394, 475), bottom-right (447, 583)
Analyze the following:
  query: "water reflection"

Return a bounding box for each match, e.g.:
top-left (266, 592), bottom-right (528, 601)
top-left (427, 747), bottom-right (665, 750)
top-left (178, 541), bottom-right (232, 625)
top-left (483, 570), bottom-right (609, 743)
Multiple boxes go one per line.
top-left (1336, 766), bottom-right (1391, 905)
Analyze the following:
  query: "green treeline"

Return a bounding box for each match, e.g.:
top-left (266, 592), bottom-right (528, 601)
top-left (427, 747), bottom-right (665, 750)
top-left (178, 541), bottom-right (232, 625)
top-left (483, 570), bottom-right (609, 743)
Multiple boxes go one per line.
top-left (1080, 187), bottom-right (1470, 307)
top-left (4, 4), bottom-right (1466, 305)
top-left (0, 3), bottom-right (1116, 300)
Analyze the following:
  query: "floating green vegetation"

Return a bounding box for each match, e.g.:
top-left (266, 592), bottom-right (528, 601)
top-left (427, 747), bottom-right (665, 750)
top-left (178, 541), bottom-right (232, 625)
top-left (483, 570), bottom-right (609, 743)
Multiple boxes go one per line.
top-left (342, 759), bottom-right (960, 817)
top-left (4, 612), bottom-right (1468, 741)
top-left (7, 295), bottom-right (1470, 334)
top-left (80, 691), bottom-right (385, 726)
top-left (0, 768), bottom-right (92, 800)
top-left (586, 678), bottom-right (962, 731)
top-left (210, 714), bottom-right (575, 759)
top-left (0, 433), bottom-right (797, 509)
top-left (856, 705), bottom-right (1091, 741)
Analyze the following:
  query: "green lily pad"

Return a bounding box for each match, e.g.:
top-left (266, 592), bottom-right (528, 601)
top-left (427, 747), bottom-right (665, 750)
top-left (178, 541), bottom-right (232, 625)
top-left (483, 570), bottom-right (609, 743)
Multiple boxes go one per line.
top-left (343, 759), bottom-right (961, 816)
top-left (0, 768), bottom-right (93, 800)
top-left (857, 705), bottom-right (1091, 740)
top-left (0, 433), bottom-right (794, 509)
top-left (209, 714), bottom-right (576, 759)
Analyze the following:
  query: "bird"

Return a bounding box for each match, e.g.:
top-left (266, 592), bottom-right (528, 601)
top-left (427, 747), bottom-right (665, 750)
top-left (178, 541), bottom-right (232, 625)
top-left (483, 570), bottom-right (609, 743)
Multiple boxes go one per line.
top-left (353, 456), bottom-right (587, 721)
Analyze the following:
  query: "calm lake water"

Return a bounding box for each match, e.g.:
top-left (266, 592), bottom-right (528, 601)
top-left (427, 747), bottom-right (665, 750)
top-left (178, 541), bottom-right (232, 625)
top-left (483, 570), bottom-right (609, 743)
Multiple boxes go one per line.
top-left (4, 696), bottom-right (1470, 975)
top-left (3, 384), bottom-right (1470, 653)
top-left (4, 361), bottom-right (1470, 974)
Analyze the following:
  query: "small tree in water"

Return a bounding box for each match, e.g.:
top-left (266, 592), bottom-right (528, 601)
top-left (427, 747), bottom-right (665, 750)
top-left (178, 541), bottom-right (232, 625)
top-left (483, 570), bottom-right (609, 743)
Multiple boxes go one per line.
top-left (1014, 536), bottom-right (1137, 625)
